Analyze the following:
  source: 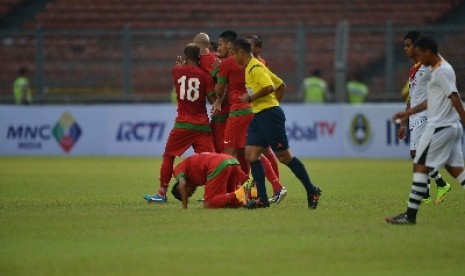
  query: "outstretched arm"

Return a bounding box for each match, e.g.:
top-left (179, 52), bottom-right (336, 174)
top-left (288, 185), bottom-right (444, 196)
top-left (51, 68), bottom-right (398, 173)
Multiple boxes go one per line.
top-left (450, 92), bottom-right (465, 125)
top-left (178, 177), bottom-right (189, 209)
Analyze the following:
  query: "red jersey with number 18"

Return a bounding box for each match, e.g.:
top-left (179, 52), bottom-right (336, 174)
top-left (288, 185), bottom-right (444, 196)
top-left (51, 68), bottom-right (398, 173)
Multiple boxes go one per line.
top-left (171, 65), bottom-right (215, 126)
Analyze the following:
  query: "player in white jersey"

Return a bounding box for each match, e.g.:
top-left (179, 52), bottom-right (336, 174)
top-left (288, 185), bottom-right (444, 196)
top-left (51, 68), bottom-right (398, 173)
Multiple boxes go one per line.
top-left (387, 35), bottom-right (465, 225)
top-left (394, 31), bottom-right (450, 204)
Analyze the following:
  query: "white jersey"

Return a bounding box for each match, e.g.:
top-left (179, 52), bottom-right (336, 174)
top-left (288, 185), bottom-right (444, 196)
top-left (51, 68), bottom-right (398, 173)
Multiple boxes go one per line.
top-left (427, 61), bottom-right (459, 127)
top-left (408, 63), bottom-right (429, 126)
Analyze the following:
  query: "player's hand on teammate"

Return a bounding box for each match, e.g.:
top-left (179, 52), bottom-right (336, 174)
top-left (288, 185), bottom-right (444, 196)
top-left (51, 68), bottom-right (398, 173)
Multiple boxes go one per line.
top-left (210, 99), bottom-right (222, 115)
top-left (240, 93), bottom-right (251, 103)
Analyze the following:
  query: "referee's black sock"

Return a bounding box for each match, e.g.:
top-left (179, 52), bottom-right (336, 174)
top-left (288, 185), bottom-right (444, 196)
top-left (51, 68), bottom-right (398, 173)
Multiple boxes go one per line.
top-left (286, 157), bottom-right (317, 195)
top-left (250, 160), bottom-right (268, 202)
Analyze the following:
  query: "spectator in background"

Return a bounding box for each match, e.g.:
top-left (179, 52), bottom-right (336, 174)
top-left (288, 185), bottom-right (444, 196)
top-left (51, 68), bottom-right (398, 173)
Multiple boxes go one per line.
top-left (346, 72), bottom-right (369, 104)
top-left (301, 69), bottom-right (330, 103)
top-left (13, 67), bottom-right (32, 105)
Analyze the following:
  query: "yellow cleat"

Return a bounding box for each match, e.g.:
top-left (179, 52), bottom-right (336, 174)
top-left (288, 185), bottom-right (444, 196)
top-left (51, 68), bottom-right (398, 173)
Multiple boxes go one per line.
top-left (234, 185), bottom-right (247, 205)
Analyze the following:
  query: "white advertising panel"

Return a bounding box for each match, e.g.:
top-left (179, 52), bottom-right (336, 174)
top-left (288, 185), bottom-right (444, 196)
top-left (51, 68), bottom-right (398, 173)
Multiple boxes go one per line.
top-left (1, 104), bottom-right (463, 158)
top-left (281, 104), bottom-right (342, 157)
top-left (0, 104), bottom-right (177, 156)
top-left (341, 104), bottom-right (411, 158)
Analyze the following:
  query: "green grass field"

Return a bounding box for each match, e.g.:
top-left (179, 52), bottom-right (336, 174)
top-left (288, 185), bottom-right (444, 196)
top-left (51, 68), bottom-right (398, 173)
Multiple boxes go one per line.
top-left (1, 157), bottom-right (464, 275)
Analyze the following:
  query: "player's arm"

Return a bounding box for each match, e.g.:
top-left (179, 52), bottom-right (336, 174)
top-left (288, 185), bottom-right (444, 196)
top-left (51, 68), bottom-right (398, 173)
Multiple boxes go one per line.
top-left (211, 65), bottom-right (227, 114)
top-left (213, 82), bottom-right (226, 102)
top-left (450, 92), bottom-right (465, 125)
top-left (269, 69), bottom-right (285, 102)
top-left (392, 100), bottom-right (427, 124)
top-left (275, 83), bottom-right (286, 102)
top-left (240, 66), bottom-right (275, 102)
top-left (206, 75), bottom-right (217, 105)
top-left (178, 177), bottom-right (189, 209)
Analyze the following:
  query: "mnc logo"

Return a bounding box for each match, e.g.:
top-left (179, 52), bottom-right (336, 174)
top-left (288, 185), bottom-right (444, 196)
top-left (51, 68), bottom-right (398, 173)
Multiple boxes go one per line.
top-left (52, 112), bottom-right (82, 153)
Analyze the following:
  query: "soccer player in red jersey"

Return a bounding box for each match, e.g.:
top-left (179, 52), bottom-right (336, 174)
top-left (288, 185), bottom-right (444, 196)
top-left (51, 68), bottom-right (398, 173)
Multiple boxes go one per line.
top-left (212, 31), bottom-right (286, 203)
top-left (193, 33), bottom-right (220, 74)
top-left (144, 44), bottom-right (216, 203)
top-left (192, 32), bottom-right (229, 153)
top-left (170, 153), bottom-right (249, 209)
top-left (212, 30), bottom-right (253, 172)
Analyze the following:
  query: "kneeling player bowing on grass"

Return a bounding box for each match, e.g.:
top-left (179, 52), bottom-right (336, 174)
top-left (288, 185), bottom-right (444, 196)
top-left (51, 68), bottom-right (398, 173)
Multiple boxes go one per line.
top-left (171, 153), bottom-right (250, 209)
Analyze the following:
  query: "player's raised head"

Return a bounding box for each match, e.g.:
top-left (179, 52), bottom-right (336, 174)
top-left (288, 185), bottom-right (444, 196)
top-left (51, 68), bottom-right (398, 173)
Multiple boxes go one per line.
top-left (233, 38), bottom-right (252, 54)
top-left (246, 34), bottom-right (262, 48)
top-left (184, 43), bottom-right (201, 64)
top-left (219, 30), bottom-right (238, 43)
top-left (404, 31), bottom-right (423, 42)
top-left (193, 33), bottom-right (210, 47)
top-left (414, 35), bottom-right (438, 55)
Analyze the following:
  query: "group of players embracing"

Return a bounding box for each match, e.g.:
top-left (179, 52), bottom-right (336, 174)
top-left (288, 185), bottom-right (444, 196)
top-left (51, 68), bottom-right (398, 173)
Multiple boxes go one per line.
top-left (144, 31), bottom-right (322, 210)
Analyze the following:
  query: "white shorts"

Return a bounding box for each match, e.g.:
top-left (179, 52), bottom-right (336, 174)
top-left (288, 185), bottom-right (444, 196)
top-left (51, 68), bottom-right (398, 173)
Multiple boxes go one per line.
top-left (409, 119), bottom-right (427, 151)
top-left (414, 123), bottom-right (464, 168)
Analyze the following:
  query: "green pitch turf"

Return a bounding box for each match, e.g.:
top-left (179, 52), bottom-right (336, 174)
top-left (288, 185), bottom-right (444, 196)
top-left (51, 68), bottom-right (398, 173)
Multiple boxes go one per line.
top-left (1, 157), bottom-right (464, 275)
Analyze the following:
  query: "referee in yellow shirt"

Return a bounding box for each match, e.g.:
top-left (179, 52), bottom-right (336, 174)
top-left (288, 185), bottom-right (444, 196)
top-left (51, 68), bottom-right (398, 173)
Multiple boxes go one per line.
top-left (232, 38), bottom-right (322, 209)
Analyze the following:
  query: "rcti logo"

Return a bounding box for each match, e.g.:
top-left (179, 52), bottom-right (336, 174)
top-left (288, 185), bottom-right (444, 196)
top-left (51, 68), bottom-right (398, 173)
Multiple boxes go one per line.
top-left (52, 112), bottom-right (82, 153)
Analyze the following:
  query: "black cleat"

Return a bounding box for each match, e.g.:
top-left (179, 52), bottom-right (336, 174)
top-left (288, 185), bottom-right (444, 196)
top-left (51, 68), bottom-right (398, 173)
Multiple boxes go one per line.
top-left (308, 187), bottom-right (322, 209)
top-left (385, 213), bottom-right (416, 225)
top-left (243, 198), bottom-right (270, 209)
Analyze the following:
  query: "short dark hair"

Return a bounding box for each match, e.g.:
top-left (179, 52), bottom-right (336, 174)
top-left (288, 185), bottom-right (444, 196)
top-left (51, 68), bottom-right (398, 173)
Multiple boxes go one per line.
top-left (219, 30), bottom-right (238, 43)
top-left (404, 31), bottom-right (423, 42)
top-left (414, 35), bottom-right (438, 55)
top-left (184, 43), bottom-right (200, 63)
top-left (209, 41), bottom-right (219, 51)
top-left (246, 35), bottom-right (262, 48)
top-left (312, 69), bottom-right (321, 77)
top-left (233, 38), bottom-right (252, 54)
top-left (171, 182), bottom-right (182, 201)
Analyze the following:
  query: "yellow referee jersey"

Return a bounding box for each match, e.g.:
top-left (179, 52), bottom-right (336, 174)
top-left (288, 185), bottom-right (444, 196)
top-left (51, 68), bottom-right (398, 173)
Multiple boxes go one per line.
top-left (245, 57), bottom-right (283, 113)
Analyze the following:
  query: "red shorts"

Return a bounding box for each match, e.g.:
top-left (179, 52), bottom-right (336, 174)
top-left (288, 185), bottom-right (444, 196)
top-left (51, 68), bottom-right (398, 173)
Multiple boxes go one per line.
top-left (204, 164), bottom-right (248, 203)
top-left (210, 121), bottom-right (226, 153)
top-left (223, 114), bottom-right (253, 149)
top-left (164, 128), bottom-right (214, 156)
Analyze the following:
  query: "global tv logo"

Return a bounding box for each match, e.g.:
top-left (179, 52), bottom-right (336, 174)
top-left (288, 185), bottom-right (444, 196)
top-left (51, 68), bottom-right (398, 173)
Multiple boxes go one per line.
top-left (52, 112), bottom-right (82, 153)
